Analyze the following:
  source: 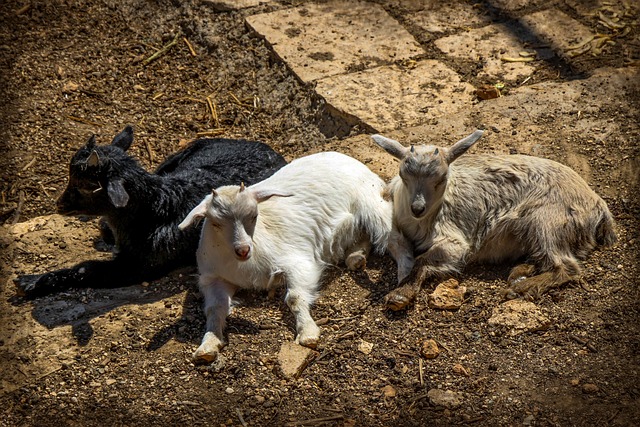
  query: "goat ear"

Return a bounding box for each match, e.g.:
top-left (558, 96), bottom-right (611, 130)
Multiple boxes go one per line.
top-left (178, 197), bottom-right (209, 230)
top-left (86, 134), bottom-right (97, 149)
top-left (371, 134), bottom-right (409, 159)
top-left (107, 179), bottom-right (130, 208)
top-left (111, 125), bottom-right (134, 151)
top-left (252, 189), bottom-right (293, 203)
top-left (86, 150), bottom-right (100, 167)
top-left (446, 130), bottom-right (484, 164)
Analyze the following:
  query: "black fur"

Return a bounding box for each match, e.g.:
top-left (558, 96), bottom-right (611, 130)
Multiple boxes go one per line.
top-left (15, 126), bottom-right (287, 299)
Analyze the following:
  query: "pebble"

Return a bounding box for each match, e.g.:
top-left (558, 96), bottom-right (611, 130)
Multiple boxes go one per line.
top-left (254, 395), bottom-right (265, 404)
top-left (428, 279), bottom-right (466, 310)
top-left (225, 387), bottom-right (234, 394)
top-left (452, 363), bottom-right (470, 377)
top-left (421, 339), bottom-right (440, 359)
top-left (582, 383), bottom-right (599, 394)
top-left (487, 300), bottom-right (550, 335)
top-left (105, 379), bottom-right (117, 386)
top-left (381, 385), bottom-right (397, 398)
top-left (278, 342), bottom-right (316, 379)
top-left (357, 339), bottom-right (374, 355)
top-left (427, 389), bottom-right (463, 409)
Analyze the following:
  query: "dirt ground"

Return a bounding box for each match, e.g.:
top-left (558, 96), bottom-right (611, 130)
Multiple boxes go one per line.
top-left (1, 0), bottom-right (639, 426)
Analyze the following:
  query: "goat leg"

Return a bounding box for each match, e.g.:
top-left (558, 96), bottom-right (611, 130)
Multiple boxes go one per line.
top-left (384, 263), bottom-right (430, 311)
top-left (14, 259), bottom-right (148, 299)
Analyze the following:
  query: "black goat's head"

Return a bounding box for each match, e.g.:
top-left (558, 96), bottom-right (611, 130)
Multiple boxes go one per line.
top-left (57, 125), bottom-right (136, 216)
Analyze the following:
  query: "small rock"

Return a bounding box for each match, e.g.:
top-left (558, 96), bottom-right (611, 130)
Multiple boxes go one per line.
top-left (452, 363), bottom-right (470, 377)
top-left (523, 414), bottom-right (535, 426)
top-left (570, 378), bottom-right (580, 386)
top-left (421, 339), bottom-right (440, 359)
top-left (254, 395), bottom-right (265, 404)
top-left (105, 379), bottom-right (117, 386)
top-left (582, 383), bottom-right (599, 394)
top-left (277, 342), bottom-right (317, 379)
top-left (428, 279), bottom-right (466, 310)
top-left (487, 300), bottom-right (550, 336)
top-left (427, 389), bottom-right (463, 409)
top-left (62, 81), bottom-right (79, 92)
top-left (381, 385), bottom-right (397, 398)
top-left (225, 387), bottom-right (234, 394)
top-left (357, 339), bottom-right (374, 355)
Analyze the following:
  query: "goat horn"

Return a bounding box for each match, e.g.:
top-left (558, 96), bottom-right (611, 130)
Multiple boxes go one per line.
top-left (410, 145), bottom-right (415, 153)
top-left (211, 189), bottom-right (217, 197)
top-left (433, 148), bottom-right (439, 156)
top-left (240, 182), bottom-right (245, 192)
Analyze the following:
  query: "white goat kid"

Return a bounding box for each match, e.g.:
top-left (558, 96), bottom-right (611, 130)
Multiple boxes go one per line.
top-left (179, 152), bottom-right (392, 362)
top-left (373, 130), bottom-right (616, 310)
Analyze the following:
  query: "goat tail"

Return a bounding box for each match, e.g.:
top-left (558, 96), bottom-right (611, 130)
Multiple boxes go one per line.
top-left (595, 206), bottom-right (617, 247)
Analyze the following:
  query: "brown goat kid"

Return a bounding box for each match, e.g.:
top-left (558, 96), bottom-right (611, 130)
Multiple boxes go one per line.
top-left (373, 130), bottom-right (616, 310)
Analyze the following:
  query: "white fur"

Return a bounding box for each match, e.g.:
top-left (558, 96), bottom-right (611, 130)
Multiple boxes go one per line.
top-left (180, 152), bottom-right (392, 362)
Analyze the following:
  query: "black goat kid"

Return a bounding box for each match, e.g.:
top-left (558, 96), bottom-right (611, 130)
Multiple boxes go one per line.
top-left (15, 126), bottom-right (287, 299)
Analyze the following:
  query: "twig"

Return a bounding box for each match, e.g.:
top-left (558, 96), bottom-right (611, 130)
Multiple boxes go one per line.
top-left (66, 115), bottom-right (102, 126)
top-left (38, 182), bottom-right (50, 198)
top-left (142, 32), bottom-right (182, 66)
top-left (419, 358), bottom-right (424, 386)
top-left (196, 129), bottom-right (225, 137)
top-left (286, 415), bottom-right (344, 426)
top-left (144, 139), bottom-right (154, 163)
top-left (16, 3), bottom-right (31, 15)
top-left (22, 157), bottom-right (36, 171)
top-left (206, 96), bottom-right (219, 127)
top-left (10, 190), bottom-right (25, 225)
top-left (183, 37), bottom-right (197, 56)
top-left (236, 408), bottom-right (248, 427)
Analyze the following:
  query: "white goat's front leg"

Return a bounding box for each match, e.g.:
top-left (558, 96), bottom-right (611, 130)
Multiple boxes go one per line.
top-left (284, 267), bottom-right (322, 348)
top-left (194, 277), bottom-right (236, 363)
top-left (385, 228), bottom-right (415, 283)
top-left (385, 237), bottom-right (468, 311)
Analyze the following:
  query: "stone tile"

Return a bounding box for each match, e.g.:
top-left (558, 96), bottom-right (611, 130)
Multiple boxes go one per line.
top-left (489, 0), bottom-right (541, 11)
top-left (202, 0), bottom-right (272, 11)
top-left (315, 60), bottom-right (475, 132)
top-left (434, 23), bottom-right (554, 81)
top-left (246, 1), bottom-right (424, 82)
top-left (398, 0), bottom-right (491, 33)
top-left (520, 9), bottom-right (594, 54)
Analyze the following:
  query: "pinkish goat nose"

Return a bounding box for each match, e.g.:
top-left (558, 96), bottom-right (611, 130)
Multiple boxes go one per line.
top-left (235, 245), bottom-right (250, 260)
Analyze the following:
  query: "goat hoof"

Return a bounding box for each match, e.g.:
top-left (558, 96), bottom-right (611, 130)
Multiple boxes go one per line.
top-left (296, 336), bottom-right (319, 349)
top-left (346, 253), bottom-right (367, 271)
top-left (384, 291), bottom-right (416, 311)
top-left (14, 274), bottom-right (42, 298)
top-left (192, 347), bottom-right (219, 364)
top-left (295, 325), bottom-right (320, 348)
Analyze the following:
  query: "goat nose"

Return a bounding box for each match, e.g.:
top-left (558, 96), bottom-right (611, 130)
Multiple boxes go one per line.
top-left (411, 204), bottom-right (426, 218)
top-left (235, 245), bottom-right (251, 260)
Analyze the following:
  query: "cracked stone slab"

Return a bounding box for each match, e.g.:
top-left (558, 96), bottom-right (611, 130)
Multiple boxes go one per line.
top-left (203, 0), bottom-right (272, 11)
top-left (435, 23), bottom-right (554, 81)
top-left (520, 9), bottom-right (594, 56)
top-left (399, 0), bottom-right (491, 33)
top-left (315, 60), bottom-right (476, 132)
top-left (246, 1), bottom-right (424, 82)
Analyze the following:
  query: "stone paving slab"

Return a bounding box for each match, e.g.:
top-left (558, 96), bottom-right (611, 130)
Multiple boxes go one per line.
top-left (315, 60), bottom-right (476, 132)
top-left (520, 9), bottom-right (594, 54)
top-left (203, 0), bottom-right (271, 11)
top-left (344, 67), bottom-right (638, 190)
top-left (434, 23), bottom-right (554, 81)
top-left (246, 1), bottom-right (424, 82)
top-left (400, 0), bottom-right (491, 33)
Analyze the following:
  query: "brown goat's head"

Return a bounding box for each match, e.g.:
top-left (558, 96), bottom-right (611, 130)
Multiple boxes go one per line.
top-left (372, 130), bottom-right (484, 219)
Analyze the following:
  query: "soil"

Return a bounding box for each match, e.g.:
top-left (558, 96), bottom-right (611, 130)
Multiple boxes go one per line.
top-left (1, 1), bottom-right (639, 426)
